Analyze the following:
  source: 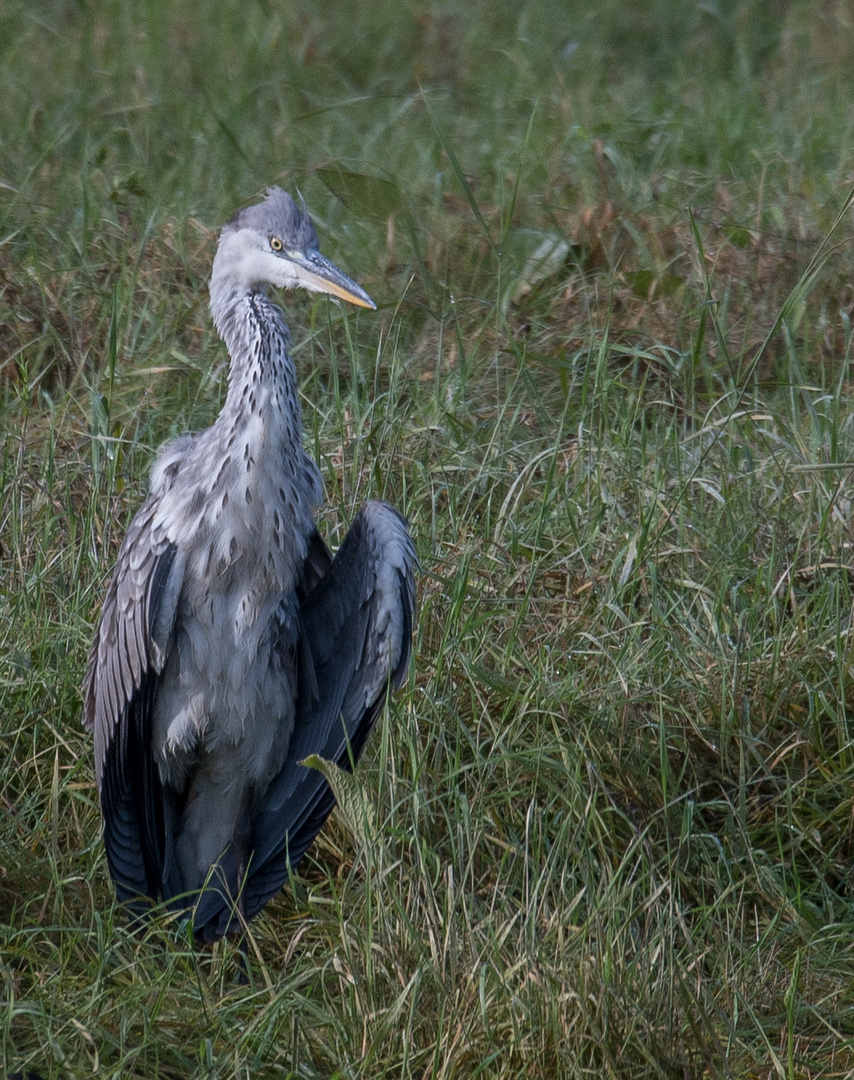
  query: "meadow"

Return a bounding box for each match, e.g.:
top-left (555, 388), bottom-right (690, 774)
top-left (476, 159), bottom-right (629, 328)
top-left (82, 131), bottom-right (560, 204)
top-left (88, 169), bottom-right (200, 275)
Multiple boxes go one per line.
top-left (2, 1), bottom-right (854, 1076)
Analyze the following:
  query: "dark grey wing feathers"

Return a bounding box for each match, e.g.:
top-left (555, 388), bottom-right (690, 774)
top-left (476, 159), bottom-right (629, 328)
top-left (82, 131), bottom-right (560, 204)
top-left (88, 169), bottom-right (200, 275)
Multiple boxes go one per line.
top-left (84, 501), bottom-right (182, 904)
top-left (235, 500), bottom-right (416, 927)
top-left (297, 527), bottom-right (334, 602)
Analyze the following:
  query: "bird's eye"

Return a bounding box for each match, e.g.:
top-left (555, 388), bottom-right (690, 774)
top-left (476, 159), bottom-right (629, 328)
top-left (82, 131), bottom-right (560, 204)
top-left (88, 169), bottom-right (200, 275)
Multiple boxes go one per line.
top-left (270, 237), bottom-right (283, 251)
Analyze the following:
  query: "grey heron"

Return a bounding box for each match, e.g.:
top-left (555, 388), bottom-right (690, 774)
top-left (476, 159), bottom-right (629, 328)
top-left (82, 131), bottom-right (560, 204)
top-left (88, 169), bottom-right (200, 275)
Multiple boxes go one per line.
top-left (83, 187), bottom-right (416, 942)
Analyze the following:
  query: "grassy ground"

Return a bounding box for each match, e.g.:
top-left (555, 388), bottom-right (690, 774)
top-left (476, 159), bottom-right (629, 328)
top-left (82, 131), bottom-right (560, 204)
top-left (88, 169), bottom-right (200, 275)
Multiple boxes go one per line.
top-left (2, 1), bottom-right (854, 1076)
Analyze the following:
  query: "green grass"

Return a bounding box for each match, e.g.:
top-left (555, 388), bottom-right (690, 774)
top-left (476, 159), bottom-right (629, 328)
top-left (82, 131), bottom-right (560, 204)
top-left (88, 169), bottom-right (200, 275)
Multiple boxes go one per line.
top-left (3, 1), bottom-right (854, 1076)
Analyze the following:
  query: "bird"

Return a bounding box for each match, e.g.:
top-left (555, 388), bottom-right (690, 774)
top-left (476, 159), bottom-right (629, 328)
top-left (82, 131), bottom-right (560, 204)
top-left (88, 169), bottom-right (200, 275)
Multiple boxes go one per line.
top-left (83, 187), bottom-right (417, 942)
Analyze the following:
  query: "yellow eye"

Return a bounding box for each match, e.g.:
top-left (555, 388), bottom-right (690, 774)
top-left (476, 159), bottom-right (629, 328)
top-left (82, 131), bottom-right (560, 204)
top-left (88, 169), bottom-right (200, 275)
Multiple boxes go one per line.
top-left (270, 237), bottom-right (283, 251)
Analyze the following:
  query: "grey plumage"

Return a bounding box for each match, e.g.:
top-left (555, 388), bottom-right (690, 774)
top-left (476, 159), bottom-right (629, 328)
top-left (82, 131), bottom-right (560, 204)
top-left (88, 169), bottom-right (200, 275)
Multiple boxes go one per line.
top-left (83, 188), bottom-right (416, 941)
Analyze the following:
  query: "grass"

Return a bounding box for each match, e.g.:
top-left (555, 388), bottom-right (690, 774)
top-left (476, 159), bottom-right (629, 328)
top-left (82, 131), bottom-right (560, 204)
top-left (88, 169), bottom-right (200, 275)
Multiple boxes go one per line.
top-left (2, 0), bottom-right (854, 1076)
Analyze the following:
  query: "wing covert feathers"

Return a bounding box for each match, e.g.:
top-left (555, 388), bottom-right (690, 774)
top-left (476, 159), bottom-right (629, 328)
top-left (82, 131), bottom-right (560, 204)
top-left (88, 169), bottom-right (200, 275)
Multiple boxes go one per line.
top-left (83, 500), bottom-right (182, 902)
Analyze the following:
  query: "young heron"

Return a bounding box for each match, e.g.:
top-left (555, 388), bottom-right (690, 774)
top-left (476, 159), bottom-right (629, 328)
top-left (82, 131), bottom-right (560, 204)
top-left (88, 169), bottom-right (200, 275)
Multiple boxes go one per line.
top-left (84, 188), bottom-right (416, 941)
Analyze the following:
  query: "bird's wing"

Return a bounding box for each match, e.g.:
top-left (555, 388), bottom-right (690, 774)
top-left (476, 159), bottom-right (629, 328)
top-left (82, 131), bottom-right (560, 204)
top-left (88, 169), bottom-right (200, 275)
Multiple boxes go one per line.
top-left (195, 500), bottom-right (416, 938)
top-left (83, 499), bottom-right (184, 905)
top-left (296, 525), bottom-right (334, 600)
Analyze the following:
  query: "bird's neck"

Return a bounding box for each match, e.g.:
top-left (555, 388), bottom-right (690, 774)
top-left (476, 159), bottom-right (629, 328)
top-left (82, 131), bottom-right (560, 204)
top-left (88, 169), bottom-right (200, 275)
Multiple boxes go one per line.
top-left (210, 283), bottom-right (304, 450)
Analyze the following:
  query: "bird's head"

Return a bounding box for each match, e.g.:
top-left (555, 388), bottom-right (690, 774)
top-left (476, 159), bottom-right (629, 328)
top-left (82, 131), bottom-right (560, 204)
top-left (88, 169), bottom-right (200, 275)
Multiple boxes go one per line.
top-left (211, 187), bottom-right (375, 309)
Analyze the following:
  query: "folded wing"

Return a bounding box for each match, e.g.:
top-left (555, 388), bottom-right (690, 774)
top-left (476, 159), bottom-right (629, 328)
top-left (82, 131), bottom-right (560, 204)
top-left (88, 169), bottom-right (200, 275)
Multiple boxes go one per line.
top-left (83, 500), bottom-right (184, 906)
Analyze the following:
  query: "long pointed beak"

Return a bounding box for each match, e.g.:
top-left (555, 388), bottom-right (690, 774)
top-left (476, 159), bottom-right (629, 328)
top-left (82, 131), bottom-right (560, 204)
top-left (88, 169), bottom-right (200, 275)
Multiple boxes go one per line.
top-left (283, 248), bottom-right (376, 309)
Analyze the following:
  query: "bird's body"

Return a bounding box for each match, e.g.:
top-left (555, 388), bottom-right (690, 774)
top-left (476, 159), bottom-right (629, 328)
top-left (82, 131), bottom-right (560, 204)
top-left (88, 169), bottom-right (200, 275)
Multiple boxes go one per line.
top-left (84, 188), bottom-right (416, 940)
